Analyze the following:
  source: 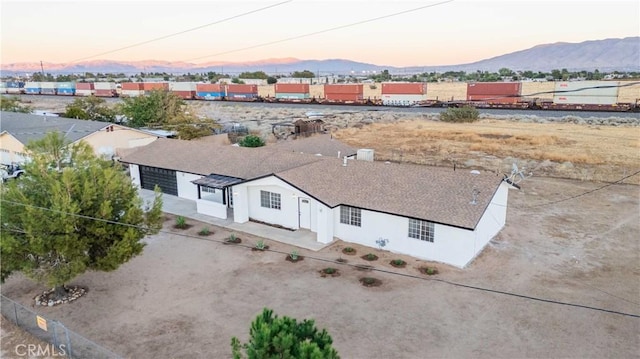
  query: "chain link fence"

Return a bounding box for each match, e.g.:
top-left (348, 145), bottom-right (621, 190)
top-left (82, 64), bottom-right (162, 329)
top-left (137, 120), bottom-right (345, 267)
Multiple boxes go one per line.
top-left (1, 295), bottom-right (121, 359)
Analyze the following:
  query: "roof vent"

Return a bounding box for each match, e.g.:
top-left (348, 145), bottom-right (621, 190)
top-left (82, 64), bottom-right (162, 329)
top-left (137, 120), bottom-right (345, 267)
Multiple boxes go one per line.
top-left (342, 156), bottom-right (347, 167)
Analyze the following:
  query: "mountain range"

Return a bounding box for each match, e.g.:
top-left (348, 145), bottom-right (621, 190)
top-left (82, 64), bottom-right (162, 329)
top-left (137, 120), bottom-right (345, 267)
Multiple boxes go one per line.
top-left (2, 37), bottom-right (638, 75)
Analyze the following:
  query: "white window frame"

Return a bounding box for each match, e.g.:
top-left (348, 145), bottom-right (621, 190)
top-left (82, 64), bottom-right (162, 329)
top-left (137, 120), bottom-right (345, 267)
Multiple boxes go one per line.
top-left (260, 190), bottom-right (281, 210)
top-left (340, 206), bottom-right (361, 227)
top-left (408, 219), bottom-right (434, 242)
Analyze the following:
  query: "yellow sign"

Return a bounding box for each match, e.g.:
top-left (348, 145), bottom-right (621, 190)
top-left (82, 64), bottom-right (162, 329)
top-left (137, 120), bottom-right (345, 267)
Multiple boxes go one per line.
top-left (36, 315), bottom-right (47, 331)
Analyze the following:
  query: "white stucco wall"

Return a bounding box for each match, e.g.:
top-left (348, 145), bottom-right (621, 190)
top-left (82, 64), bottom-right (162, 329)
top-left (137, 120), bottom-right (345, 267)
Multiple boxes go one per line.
top-left (232, 175), bottom-right (512, 268)
top-left (332, 207), bottom-right (477, 268)
top-left (196, 199), bottom-right (227, 219)
top-left (233, 176), bottom-right (323, 231)
top-left (129, 164), bottom-right (141, 187)
top-left (201, 188), bottom-right (224, 203)
top-left (176, 172), bottom-right (201, 200)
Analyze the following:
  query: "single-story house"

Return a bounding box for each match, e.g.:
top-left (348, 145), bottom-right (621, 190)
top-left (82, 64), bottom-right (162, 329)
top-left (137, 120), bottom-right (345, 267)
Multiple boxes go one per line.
top-left (120, 137), bottom-right (516, 268)
top-left (0, 111), bottom-right (159, 164)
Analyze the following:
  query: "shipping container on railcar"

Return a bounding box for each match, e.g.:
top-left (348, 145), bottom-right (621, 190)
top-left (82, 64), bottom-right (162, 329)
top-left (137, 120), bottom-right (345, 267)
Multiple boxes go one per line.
top-left (169, 82), bottom-right (197, 100)
top-left (226, 84), bottom-right (258, 101)
top-left (121, 82), bottom-right (145, 97)
top-left (75, 82), bottom-right (95, 96)
top-left (94, 82), bottom-right (118, 97)
top-left (274, 83), bottom-right (311, 100)
top-left (40, 82), bottom-right (57, 95)
top-left (56, 82), bottom-right (75, 96)
top-left (467, 82), bottom-right (522, 103)
top-left (553, 81), bottom-right (619, 105)
top-left (6, 81), bottom-right (25, 94)
top-left (324, 84), bottom-right (364, 102)
top-left (25, 82), bottom-right (42, 95)
top-left (380, 82), bottom-right (427, 106)
top-left (195, 83), bottom-right (225, 100)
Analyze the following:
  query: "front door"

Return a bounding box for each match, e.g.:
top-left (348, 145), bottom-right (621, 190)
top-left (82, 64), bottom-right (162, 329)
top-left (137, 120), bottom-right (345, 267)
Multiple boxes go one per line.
top-left (298, 198), bottom-right (311, 229)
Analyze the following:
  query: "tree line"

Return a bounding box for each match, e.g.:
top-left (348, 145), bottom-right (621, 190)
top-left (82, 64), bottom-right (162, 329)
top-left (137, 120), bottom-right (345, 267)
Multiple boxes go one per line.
top-left (11, 68), bottom-right (640, 84)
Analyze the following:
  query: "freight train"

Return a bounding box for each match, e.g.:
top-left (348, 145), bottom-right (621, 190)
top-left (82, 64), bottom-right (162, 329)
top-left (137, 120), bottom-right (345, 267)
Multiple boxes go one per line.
top-left (1, 80), bottom-right (638, 112)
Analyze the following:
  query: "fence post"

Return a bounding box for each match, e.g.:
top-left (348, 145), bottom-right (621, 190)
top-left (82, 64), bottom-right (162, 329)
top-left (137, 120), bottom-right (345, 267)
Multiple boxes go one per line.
top-left (52, 321), bottom-right (59, 348)
top-left (13, 301), bottom-right (19, 325)
top-left (63, 323), bottom-right (72, 358)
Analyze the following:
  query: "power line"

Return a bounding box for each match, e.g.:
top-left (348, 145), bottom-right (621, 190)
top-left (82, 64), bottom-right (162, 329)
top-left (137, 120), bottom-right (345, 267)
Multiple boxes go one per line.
top-left (68, 0), bottom-right (294, 63)
top-left (2, 197), bottom-right (639, 318)
top-left (529, 169), bottom-right (640, 207)
top-left (183, 0), bottom-right (455, 62)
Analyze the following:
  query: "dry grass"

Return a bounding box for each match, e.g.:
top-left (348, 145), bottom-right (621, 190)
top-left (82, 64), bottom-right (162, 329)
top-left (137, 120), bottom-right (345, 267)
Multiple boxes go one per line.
top-left (334, 119), bottom-right (640, 183)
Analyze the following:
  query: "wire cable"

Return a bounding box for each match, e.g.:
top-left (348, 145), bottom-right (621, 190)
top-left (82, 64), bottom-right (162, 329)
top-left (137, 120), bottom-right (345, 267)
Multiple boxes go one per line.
top-left (528, 169), bottom-right (640, 207)
top-left (183, 0), bottom-right (455, 62)
top-left (68, 0), bottom-right (294, 63)
top-left (2, 197), bottom-right (639, 318)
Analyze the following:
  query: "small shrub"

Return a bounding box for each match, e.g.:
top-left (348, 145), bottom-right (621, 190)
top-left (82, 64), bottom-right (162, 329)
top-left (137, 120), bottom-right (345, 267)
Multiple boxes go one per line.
top-left (198, 227), bottom-right (211, 236)
top-left (238, 134), bottom-right (265, 148)
top-left (419, 266), bottom-right (439, 275)
top-left (175, 216), bottom-right (187, 229)
top-left (342, 247), bottom-right (356, 255)
top-left (323, 267), bottom-right (337, 274)
top-left (390, 259), bottom-right (407, 268)
top-left (255, 240), bottom-right (266, 250)
top-left (362, 253), bottom-right (378, 261)
top-left (359, 277), bottom-right (382, 287)
top-left (225, 233), bottom-right (241, 244)
top-left (289, 250), bottom-right (299, 261)
top-left (440, 106), bottom-right (479, 123)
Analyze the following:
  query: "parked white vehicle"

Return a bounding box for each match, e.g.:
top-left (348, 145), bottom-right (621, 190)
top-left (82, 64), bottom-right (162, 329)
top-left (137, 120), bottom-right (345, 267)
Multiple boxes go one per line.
top-left (1, 163), bottom-right (25, 183)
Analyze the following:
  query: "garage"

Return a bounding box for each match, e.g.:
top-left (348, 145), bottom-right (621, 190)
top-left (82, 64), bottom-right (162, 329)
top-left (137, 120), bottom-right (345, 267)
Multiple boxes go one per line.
top-left (139, 165), bottom-right (178, 195)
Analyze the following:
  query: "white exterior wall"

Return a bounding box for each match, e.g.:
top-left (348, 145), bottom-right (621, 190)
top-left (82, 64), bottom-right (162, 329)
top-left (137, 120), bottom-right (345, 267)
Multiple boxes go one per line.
top-left (129, 164), bottom-right (141, 186)
top-left (315, 202), bottom-right (334, 244)
top-left (196, 199), bottom-right (227, 219)
top-left (176, 172), bottom-right (201, 200)
top-left (233, 176), bottom-right (321, 231)
top-left (332, 208), bottom-right (475, 268)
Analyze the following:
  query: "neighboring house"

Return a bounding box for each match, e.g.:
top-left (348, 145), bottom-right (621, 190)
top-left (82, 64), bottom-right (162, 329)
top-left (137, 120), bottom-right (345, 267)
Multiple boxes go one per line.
top-left (121, 137), bottom-right (516, 268)
top-left (0, 111), bottom-right (159, 164)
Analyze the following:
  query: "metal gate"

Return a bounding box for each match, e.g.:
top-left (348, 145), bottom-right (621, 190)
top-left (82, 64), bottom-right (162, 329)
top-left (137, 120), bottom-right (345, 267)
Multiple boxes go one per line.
top-left (139, 166), bottom-right (178, 195)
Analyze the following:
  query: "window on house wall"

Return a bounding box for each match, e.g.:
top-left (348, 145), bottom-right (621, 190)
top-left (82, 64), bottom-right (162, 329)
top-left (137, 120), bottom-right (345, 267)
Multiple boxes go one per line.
top-left (201, 186), bottom-right (216, 194)
top-left (408, 219), bottom-right (434, 242)
top-left (260, 190), bottom-right (281, 210)
top-left (340, 206), bottom-right (361, 227)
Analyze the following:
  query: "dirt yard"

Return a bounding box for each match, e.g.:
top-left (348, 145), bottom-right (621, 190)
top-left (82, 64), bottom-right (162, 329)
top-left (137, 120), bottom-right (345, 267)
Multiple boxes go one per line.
top-left (1, 175), bottom-right (638, 358)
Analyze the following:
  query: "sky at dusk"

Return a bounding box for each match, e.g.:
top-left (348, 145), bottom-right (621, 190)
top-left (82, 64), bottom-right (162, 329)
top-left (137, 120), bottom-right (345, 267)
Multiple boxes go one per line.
top-left (1, 0), bottom-right (638, 67)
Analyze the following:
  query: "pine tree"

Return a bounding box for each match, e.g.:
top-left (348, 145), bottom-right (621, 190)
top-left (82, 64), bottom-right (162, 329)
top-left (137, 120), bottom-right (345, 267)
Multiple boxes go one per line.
top-left (0, 132), bottom-right (163, 299)
top-left (232, 308), bottom-right (339, 359)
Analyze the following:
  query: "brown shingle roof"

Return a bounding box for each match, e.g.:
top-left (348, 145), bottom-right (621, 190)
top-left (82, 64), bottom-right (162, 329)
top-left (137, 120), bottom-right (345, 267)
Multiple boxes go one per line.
top-left (276, 158), bottom-right (503, 229)
top-left (269, 134), bottom-right (357, 158)
top-left (119, 138), bottom-right (323, 178)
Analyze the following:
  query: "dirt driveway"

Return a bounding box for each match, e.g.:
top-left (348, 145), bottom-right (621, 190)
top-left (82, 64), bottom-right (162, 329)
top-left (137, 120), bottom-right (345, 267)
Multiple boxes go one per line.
top-left (1, 176), bottom-right (639, 359)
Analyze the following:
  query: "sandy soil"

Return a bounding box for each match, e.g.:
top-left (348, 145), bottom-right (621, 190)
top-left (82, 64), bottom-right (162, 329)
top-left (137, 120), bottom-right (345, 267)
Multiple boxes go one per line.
top-left (1, 176), bottom-right (639, 358)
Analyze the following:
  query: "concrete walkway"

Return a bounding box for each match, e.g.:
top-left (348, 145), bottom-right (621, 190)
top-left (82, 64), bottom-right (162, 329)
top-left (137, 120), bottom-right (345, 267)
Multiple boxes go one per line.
top-left (138, 189), bottom-right (329, 251)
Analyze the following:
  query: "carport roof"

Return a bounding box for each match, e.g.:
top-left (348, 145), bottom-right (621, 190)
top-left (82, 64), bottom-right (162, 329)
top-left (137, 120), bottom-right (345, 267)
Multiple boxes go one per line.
top-left (192, 174), bottom-right (243, 189)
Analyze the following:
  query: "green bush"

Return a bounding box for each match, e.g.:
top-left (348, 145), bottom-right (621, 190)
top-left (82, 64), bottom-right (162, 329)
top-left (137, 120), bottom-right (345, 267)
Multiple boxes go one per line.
top-left (238, 135), bottom-right (265, 148)
top-left (175, 216), bottom-right (187, 229)
top-left (289, 250), bottom-right (299, 261)
top-left (198, 227), bottom-right (210, 236)
top-left (440, 106), bottom-right (479, 123)
top-left (255, 240), bottom-right (266, 250)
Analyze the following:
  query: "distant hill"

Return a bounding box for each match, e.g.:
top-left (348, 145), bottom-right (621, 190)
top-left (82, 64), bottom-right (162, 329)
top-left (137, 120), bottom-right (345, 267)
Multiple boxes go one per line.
top-left (2, 37), bottom-right (638, 75)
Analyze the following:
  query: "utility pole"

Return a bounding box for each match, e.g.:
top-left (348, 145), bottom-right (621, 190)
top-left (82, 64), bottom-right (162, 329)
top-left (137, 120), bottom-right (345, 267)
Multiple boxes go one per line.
top-left (40, 60), bottom-right (45, 79)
